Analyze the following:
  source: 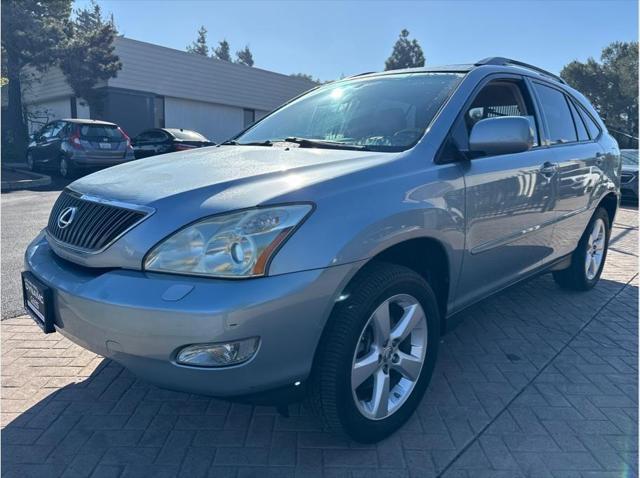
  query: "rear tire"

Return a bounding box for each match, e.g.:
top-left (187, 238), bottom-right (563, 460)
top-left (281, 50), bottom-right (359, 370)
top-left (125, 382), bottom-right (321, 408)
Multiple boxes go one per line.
top-left (552, 207), bottom-right (610, 291)
top-left (308, 262), bottom-right (440, 443)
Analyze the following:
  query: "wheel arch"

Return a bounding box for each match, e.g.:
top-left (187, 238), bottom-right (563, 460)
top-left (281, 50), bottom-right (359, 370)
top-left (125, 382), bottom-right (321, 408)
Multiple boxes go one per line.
top-left (597, 192), bottom-right (619, 227)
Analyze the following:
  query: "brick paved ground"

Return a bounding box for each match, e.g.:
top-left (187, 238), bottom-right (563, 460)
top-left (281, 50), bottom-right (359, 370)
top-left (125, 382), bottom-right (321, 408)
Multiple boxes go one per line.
top-left (2, 208), bottom-right (637, 478)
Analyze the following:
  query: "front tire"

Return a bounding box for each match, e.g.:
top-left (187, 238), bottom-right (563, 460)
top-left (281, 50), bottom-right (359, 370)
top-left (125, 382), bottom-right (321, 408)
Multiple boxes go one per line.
top-left (309, 262), bottom-right (440, 443)
top-left (58, 157), bottom-right (74, 179)
top-left (553, 207), bottom-right (610, 291)
top-left (26, 152), bottom-right (39, 172)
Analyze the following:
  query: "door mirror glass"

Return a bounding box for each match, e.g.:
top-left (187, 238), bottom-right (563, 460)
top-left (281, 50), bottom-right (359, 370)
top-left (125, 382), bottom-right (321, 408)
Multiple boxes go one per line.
top-left (469, 116), bottom-right (534, 156)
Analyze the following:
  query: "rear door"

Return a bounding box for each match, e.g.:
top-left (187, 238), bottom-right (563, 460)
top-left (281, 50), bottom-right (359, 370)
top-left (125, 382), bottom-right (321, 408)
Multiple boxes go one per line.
top-left (452, 75), bottom-right (559, 307)
top-left (530, 81), bottom-right (604, 259)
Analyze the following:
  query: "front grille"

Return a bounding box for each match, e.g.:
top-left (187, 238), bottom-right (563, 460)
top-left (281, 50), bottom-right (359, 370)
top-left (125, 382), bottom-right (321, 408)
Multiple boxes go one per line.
top-left (47, 190), bottom-right (148, 252)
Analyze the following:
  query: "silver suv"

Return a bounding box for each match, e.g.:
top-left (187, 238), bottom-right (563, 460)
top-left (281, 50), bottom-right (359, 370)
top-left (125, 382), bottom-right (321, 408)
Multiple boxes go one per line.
top-left (23, 57), bottom-right (621, 442)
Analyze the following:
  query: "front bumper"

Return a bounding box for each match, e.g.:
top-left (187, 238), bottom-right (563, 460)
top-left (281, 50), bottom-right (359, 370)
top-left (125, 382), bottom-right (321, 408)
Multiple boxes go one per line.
top-left (25, 234), bottom-right (361, 397)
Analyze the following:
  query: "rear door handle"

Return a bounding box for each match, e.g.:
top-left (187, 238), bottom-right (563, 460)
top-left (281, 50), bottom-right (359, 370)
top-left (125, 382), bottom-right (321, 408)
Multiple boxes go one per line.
top-left (540, 161), bottom-right (558, 176)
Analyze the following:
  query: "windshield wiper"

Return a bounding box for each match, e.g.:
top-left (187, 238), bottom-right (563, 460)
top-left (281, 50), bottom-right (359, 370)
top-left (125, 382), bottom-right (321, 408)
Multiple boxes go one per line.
top-left (284, 137), bottom-right (369, 151)
top-left (221, 140), bottom-right (274, 146)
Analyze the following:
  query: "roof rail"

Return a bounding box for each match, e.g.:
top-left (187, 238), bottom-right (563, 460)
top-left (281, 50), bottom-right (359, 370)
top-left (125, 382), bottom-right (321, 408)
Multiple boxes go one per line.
top-left (475, 57), bottom-right (566, 84)
top-left (344, 71), bottom-right (376, 80)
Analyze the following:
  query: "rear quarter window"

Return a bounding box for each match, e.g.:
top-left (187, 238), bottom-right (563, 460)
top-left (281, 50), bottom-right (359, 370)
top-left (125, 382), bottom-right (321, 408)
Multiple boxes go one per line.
top-left (575, 103), bottom-right (602, 139)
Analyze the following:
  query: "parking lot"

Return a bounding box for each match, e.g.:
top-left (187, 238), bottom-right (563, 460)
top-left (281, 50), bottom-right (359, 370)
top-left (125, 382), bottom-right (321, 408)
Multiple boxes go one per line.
top-left (1, 186), bottom-right (637, 477)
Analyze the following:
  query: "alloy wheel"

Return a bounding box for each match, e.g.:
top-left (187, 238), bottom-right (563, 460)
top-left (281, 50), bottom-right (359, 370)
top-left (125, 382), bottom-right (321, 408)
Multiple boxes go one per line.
top-left (351, 294), bottom-right (428, 420)
top-left (585, 217), bottom-right (606, 280)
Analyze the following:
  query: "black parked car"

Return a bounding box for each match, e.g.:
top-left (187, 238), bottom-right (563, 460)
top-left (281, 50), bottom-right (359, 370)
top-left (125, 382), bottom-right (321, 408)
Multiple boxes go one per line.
top-left (27, 119), bottom-right (135, 178)
top-left (132, 128), bottom-right (215, 159)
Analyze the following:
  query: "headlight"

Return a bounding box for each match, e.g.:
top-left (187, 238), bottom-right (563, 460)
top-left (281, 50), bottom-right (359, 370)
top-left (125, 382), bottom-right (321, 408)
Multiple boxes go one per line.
top-left (144, 204), bottom-right (312, 278)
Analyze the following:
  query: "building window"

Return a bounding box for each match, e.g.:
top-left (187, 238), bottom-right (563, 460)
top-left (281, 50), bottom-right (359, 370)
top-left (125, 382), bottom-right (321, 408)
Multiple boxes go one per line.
top-left (243, 108), bottom-right (255, 128)
top-left (154, 96), bottom-right (165, 128)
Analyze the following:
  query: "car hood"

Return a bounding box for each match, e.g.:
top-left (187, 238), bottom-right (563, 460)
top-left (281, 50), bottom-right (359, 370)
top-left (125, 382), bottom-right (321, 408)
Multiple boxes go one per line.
top-left (71, 145), bottom-right (397, 208)
top-left (52, 145), bottom-right (401, 269)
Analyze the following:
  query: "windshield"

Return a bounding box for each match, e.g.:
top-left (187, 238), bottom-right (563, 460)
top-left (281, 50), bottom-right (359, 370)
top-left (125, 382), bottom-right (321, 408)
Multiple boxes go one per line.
top-left (234, 72), bottom-right (464, 152)
top-left (621, 150), bottom-right (638, 165)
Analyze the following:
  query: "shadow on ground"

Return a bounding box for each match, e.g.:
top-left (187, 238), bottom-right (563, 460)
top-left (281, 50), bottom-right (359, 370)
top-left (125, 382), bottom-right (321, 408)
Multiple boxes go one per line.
top-left (2, 273), bottom-right (637, 477)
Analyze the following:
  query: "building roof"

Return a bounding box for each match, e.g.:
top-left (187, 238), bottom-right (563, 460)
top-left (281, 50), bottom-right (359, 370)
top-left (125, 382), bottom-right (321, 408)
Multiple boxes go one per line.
top-left (22, 37), bottom-right (317, 113)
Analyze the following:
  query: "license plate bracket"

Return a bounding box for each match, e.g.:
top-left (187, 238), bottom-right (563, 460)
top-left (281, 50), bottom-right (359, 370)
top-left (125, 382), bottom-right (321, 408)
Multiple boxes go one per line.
top-left (21, 271), bottom-right (55, 334)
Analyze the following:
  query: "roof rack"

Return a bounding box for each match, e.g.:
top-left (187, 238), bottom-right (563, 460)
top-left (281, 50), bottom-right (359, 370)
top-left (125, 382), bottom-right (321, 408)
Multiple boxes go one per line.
top-left (344, 71), bottom-right (376, 80)
top-left (475, 57), bottom-right (566, 84)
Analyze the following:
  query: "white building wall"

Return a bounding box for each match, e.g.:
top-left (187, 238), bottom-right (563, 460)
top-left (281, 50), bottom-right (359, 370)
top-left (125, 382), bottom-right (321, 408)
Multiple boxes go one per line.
top-left (164, 97), bottom-right (245, 143)
top-left (25, 97), bottom-right (71, 133)
top-left (76, 99), bottom-right (91, 119)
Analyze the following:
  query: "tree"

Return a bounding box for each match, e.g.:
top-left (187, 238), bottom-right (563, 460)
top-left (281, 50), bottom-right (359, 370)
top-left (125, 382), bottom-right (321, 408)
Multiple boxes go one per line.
top-left (1, 0), bottom-right (71, 160)
top-left (59, 0), bottom-right (122, 119)
top-left (384, 29), bottom-right (425, 71)
top-left (235, 45), bottom-right (254, 67)
top-left (213, 39), bottom-right (231, 62)
top-left (561, 41), bottom-right (638, 148)
top-left (289, 73), bottom-right (321, 85)
top-left (186, 26), bottom-right (209, 56)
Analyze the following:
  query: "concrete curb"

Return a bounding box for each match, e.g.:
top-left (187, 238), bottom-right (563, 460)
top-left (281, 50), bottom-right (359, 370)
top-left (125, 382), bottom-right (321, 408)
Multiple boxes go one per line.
top-left (1, 165), bottom-right (51, 191)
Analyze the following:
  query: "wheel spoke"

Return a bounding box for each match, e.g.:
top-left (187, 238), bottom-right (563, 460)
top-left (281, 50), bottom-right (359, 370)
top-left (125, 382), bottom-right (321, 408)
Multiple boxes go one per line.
top-left (371, 301), bottom-right (391, 346)
top-left (392, 351), bottom-right (422, 381)
top-left (390, 303), bottom-right (424, 343)
top-left (370, 369), bottom-right (390, 418)
top-left (352, 351), bottom-right (380, 389)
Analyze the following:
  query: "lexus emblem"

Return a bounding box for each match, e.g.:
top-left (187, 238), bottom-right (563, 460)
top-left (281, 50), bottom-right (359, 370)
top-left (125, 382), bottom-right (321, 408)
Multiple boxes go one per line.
top-left (57, 207), bottom-right (77, 229)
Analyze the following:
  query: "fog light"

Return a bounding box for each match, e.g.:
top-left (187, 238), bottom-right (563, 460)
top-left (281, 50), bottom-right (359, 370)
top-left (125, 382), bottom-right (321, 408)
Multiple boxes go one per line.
top-left (176, 337), bottom-right (259, 367)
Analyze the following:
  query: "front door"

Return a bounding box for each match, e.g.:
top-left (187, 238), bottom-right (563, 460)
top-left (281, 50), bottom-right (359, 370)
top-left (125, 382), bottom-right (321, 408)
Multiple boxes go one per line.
top-left (451, 77), bottom-right (559, 309)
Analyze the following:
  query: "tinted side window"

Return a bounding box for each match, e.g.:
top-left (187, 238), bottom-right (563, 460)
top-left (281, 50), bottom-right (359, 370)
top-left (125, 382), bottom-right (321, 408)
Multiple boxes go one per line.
top-left (567, 100), bottom-right (589, 141)
top-left (39, 124), bottom-right (54, 139)
top-left (576, 103), bottom-right (601, 139)
top-left (148, 131), bottom-right (168, 141)
top-left (533, 83), bottom-right (577, 145)
top-left (50, 122), bottom-right (65, 138)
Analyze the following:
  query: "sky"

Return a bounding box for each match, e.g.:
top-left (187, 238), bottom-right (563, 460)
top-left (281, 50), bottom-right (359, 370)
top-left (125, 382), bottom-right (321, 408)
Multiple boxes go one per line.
top-left (76, 0), bottom-right (638, 81)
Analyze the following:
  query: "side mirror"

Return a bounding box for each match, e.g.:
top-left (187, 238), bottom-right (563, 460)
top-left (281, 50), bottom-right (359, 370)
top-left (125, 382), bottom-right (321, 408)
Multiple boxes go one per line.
top-left (469, 116), bottom-right (534, 156)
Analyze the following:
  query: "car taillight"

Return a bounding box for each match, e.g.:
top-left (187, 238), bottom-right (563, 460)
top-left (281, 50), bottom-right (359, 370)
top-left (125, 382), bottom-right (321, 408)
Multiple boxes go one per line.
top-left (118, 127), bottom-right (132, 149)
top-left (175, 143), bottom-right (197, 151)
top-left (69, 128), bottom-right (84, 150)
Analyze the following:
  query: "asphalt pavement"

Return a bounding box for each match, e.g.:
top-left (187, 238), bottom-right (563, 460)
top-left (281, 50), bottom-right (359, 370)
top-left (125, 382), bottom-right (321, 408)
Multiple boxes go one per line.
top-left (1, 177), bottom-right (70, 320)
